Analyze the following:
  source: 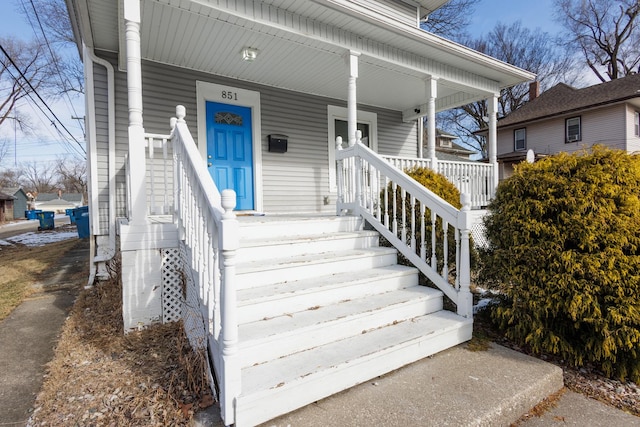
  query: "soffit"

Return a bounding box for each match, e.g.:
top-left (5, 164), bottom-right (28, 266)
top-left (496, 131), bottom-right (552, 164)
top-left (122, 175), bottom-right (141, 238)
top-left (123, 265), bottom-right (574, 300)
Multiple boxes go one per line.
top-left (83, 0), bottom-right (534, 112)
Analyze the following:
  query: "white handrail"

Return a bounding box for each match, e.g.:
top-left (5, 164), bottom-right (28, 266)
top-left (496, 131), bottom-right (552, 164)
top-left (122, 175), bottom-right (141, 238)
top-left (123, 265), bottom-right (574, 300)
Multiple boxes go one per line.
top-left (170, 105), bottom-right (240, 425)
top-left (337, 133), bottom-right (473, 318)
top-left (381, 155), bottom-right (494, 208)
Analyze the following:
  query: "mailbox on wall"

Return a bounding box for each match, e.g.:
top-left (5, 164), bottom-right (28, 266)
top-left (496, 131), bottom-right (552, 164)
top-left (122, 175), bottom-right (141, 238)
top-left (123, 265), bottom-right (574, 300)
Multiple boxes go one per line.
top-left (268, 134), bottom-right (288, 153)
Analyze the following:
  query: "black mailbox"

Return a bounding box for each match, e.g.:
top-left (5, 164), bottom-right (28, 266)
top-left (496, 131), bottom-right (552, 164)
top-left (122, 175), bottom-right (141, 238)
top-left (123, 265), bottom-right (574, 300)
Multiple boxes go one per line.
top-left (268, 134), bottom-right (288, 153)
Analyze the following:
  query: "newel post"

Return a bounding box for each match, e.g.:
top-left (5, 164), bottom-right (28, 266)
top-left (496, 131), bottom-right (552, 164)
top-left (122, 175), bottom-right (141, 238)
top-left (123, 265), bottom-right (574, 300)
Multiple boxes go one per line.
top-left (335, 136), bottom-right (345, 215)
top-left (457, 193), bottom-right (473, 318)
top-left (219, 189), bottom-right (240, 424)
top-left (353, 130), bottom-right (363, 212)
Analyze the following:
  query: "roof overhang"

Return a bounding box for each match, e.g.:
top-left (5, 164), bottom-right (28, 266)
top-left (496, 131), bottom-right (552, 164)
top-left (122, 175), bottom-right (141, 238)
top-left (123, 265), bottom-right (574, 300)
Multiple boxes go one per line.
top-left (68, 0), bottom-right (535, 116)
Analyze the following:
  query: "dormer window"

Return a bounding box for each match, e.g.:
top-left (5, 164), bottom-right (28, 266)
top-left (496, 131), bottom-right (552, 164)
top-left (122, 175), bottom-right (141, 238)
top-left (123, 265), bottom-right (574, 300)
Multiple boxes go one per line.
top-left (439, 139), bottom-right (452, 148)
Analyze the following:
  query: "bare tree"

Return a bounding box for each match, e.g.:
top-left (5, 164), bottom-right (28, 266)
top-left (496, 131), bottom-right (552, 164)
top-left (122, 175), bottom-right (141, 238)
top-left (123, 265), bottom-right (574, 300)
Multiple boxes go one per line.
top-left (19, 0), bottom-right (84, 95)
top-left (420, 0), bottom-right (480, 41)
top-left (439, 22), bottom-right (577, 157)
top-left (0, 36), bottom-right (55, 128)
top-left (55, 157), bottom-right (87, 196)
top-left (0, 138), bottom-right (9, 164)
top-left (19, 161), bottom-right (57, 193)
top-left (0, 167), bottom-right (21, 188)
top-left (555, 0), bottom-right (640, 82)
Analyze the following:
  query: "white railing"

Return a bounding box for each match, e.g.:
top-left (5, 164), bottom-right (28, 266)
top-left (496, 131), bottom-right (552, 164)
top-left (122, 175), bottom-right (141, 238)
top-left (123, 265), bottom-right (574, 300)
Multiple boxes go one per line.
top-left (337, 133), bottom-right (473, 318)
top-left (171, 105), bottom-right (240, 425)
top-left (144, 132), bottom-right (173, 215)
top-left (382, 155), bottom-right (494, 208)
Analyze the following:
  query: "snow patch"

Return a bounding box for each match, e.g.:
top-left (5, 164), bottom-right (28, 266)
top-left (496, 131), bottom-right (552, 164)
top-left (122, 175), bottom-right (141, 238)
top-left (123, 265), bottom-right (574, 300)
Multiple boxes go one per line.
top-left (6, 231), bottom-right (78, 247)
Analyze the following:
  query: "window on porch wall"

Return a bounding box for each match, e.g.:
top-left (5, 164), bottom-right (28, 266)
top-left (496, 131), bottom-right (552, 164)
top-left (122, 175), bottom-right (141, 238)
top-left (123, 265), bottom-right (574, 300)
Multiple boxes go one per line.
top-left (335, 119), bottom-right (370, 148)
top-left (327, 106), bottom-right (378, 191)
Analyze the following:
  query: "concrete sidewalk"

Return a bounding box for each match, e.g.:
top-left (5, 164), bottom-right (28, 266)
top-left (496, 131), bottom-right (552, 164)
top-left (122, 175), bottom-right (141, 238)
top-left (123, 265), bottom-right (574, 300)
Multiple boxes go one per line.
top-left (249, 343), bottom-right (639, 427)
top-left (0, 239), bottom-right (88, 427)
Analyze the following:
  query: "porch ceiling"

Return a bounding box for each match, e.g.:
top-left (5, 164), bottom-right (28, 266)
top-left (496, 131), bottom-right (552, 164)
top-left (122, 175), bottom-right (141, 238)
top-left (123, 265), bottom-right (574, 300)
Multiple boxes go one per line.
top-left (79, 0), bottom-right (535, 114)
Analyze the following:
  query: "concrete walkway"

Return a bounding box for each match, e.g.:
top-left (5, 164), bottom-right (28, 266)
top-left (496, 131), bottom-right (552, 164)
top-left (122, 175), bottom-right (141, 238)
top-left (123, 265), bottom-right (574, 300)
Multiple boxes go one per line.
top-left (0, 239), bottom-right (88, 427)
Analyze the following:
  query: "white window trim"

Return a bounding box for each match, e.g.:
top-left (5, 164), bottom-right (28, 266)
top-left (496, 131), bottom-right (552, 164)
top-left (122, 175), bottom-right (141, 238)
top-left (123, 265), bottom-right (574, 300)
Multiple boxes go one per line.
top-left (327, 105), bottom-right (378, 191)
top-left (634, 111), bottom-right (639, 137)
top-left (566, 116), bottom-right (581, 143)
top-left (514, 128), bottom-right (526, 151)
top-left (196, 81), bottom-right (263, 212)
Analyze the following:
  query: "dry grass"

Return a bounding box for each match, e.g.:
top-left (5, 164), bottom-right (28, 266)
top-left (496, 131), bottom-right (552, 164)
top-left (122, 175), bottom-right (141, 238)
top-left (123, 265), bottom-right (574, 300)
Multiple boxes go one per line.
top-left (30, 257), bottom-right (215, 426)
top-left (0, 238), bottom-right (79, 321)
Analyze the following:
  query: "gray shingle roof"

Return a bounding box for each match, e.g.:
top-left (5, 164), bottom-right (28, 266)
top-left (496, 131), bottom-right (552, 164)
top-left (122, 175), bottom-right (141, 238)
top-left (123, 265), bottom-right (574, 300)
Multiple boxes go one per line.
top-left (36, 193), bottom-right (83, 203)
top-left (498, 73), bottom-right (640, 128)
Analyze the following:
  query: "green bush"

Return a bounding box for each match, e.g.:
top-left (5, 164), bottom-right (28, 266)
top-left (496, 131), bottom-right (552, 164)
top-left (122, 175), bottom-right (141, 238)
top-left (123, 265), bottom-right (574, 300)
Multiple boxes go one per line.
top-left (384, 167), bottom-right (467, 281)
top-left (480, 146), bottom-right (640, 382)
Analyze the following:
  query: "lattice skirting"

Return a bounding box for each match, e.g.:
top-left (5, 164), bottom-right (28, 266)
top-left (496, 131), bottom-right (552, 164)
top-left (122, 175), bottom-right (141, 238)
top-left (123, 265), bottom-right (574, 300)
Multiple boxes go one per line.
top-left (471, 221), bottom-right (489, 249)
top-left (178, 243), bottom-right (209, 350)
top-left (161, 248), bottom-right (183, 323)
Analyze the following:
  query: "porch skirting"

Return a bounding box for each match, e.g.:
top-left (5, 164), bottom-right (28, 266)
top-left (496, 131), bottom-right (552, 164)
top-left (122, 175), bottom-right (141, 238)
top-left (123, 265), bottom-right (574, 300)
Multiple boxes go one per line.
top-left (119, 221), bottom-right (180, 331)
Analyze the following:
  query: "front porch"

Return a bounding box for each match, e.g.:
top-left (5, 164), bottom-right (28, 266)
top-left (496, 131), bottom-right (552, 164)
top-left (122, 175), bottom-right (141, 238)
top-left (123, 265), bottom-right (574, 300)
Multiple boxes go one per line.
top-left (115, 108), bottom-right (484, 425)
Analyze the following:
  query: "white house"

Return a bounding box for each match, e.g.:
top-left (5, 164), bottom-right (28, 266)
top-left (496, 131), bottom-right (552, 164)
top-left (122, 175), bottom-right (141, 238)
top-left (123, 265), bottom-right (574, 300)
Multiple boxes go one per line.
top-left (64, 0), bottom-right (534, 425)
top-left (496, 76), bottom-right (640, 180)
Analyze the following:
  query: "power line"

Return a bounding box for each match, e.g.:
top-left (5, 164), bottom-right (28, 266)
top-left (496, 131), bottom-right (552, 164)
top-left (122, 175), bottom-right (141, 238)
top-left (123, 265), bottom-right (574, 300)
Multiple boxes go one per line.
top-left (0, 42), bottom-right (86, 156)
top-left (22, 0), bottom-right (85, 136)
top-left (1, 64), bottom-right (84, 158)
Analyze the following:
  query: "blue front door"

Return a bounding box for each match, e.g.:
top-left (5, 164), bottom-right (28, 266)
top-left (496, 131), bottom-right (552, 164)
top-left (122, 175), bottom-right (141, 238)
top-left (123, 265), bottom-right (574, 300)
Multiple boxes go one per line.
top-left (206, 101), bottom-right (254, 210)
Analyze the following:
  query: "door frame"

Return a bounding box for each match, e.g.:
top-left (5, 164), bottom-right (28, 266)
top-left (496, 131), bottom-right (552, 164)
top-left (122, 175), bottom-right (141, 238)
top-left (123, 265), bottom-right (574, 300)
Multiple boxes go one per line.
top-left (196, 81), bottom-right (263, 212)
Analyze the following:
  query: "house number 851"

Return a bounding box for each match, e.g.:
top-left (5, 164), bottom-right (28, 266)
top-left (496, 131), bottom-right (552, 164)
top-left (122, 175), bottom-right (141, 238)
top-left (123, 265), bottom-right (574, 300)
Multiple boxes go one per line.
top-left (221, 91), bottom-right (238, 100)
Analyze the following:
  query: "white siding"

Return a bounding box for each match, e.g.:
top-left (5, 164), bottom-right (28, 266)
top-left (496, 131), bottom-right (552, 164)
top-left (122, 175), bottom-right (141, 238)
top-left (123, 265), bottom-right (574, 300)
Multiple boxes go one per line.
top-left (93, 51), bottom-right (417, 215)
top-left (349, 0), bottom-right (417, 27)
top-left (497, 104), bottom-right (630, 158)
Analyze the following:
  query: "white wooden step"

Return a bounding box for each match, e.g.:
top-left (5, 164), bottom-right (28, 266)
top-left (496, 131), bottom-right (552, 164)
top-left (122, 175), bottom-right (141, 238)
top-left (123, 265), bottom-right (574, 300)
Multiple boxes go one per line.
top-left (236, 247), bottom-right (399, 289)
top-left (238, 286), bottom-right (444, 367)
top-left (235, 310), bottom-right (473, 427)
top-left (238, 215), bottom-right (363, 240)
top-left (237, 230), bottom-right (379, 263)
top-left (237, 265), bottom-right (419, 323)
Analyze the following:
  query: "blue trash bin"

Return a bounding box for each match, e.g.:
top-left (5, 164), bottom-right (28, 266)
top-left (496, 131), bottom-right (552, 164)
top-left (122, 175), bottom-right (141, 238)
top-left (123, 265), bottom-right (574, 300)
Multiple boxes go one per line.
top-left (36, 211), bottom-right (55, 231)
top-left (74, 207), bottom-right (90, 239)
top-left (26, 209), bottom-right (42, 220)
top-left (65, 208), bottom-right (76, 224)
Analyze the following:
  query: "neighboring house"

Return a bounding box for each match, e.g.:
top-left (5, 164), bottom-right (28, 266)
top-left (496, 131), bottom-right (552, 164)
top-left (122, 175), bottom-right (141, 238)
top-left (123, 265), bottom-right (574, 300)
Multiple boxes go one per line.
top-left (65, 0), bottom-right (534, 425)
top-left (0, 192), bottom-right (14, 223)
top-left (35, 192), bottom-right (85, 210)
top-left (427, 128), bottom-right (476, 160)
top-left (0, 188), bottom-right (28, 220)
top-left (36, 198), bottom-right (77, 214)
top-left (496, 75), bottom-right (640, 180)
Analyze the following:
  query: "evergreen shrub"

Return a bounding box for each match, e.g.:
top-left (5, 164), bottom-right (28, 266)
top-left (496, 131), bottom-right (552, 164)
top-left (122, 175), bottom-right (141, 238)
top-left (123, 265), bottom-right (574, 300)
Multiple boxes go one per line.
top-left (480, 146), bottom-right (640, 382)
top-left (384, 167), bottom-right (470, 281)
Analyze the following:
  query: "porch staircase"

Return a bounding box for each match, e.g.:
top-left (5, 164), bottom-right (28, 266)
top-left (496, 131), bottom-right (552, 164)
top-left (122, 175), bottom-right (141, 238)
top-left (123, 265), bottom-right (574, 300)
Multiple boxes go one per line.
top-left (231, 215), bottom-right (473, 426)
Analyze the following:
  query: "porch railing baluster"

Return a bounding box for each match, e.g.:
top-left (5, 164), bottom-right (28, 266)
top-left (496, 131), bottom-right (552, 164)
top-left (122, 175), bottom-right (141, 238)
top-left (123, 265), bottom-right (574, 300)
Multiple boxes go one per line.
top-left (339, 142), bottom-right (473, 319)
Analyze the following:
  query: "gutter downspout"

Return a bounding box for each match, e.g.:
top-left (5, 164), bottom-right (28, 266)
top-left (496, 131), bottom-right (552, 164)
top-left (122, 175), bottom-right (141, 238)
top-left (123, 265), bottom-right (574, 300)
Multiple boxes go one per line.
top-left (84, 44), bottom-right (116, 285)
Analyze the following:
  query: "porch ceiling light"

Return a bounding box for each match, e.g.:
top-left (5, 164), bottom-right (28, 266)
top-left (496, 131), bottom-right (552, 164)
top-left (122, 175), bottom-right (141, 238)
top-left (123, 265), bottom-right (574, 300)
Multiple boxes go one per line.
top-left (241, 47), bottom-right (259, 62)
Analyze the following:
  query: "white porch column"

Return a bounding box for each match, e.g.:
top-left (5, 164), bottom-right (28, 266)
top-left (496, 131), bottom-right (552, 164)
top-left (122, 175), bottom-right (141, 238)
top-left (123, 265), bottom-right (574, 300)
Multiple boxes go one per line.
top-left (124, 0), bottom-right (146, 224)
top-left (346, 51), bottom-right (360, 147)
top-left (488, 94), bottom-right (499, 192)
top-left (426, 77), bottom-right (438, 171)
